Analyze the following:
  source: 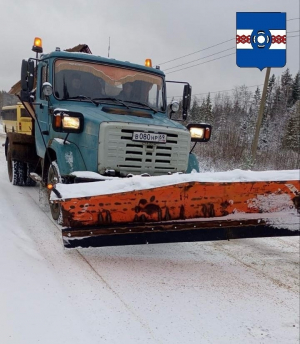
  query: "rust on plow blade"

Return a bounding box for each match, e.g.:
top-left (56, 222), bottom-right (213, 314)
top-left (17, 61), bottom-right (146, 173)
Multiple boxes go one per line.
top-left (55, 179), bottom-right (300, 248)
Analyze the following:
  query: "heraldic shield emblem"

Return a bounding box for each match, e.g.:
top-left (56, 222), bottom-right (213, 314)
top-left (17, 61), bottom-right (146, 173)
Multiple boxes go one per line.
top-left (236, 12), bottom-right (286, 70)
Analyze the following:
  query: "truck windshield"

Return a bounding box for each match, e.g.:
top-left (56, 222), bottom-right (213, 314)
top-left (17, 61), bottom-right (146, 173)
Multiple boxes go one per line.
top-left (54, 59), bottom-right (165, 112)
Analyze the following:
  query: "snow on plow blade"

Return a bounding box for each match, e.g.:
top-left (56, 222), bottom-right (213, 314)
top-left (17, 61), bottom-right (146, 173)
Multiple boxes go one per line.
top-left (51, 172), bottom-right (300, 248)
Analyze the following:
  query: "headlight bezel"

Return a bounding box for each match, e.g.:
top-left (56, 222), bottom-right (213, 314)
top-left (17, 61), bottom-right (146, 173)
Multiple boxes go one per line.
top-left (187, 123), bottom-right (212, 142)
top-left (52, 110), bottom-right (84, 133)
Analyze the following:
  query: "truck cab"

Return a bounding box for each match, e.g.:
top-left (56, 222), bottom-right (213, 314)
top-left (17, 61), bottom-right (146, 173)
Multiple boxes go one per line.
top-left (25, 47), bottom-right (209, 180)
top-left (10, 39), bottom-right (211, 219)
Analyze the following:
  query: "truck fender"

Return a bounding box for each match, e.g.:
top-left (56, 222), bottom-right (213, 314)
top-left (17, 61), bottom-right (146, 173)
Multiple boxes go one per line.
top-left (6, 132), bottom-right (38, 164)
top-left (186, 153), bottom-right (200, 173)
top-left (48, 139), bottom-right (87, 176)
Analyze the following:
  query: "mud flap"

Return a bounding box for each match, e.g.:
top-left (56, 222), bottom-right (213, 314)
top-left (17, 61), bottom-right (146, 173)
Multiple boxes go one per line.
top-left (7, 132), bottom-right (38, 164)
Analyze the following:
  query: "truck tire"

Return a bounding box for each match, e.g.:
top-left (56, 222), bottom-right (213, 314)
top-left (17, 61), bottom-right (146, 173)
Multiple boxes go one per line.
top-left (4, 137), bottom-right (8, 158)
top-left (24, 164), bottom-right (37, 186)
top-left (47, 162), bottom-right (62, 221)
top-left (7, 142), bottom-right (25, 186)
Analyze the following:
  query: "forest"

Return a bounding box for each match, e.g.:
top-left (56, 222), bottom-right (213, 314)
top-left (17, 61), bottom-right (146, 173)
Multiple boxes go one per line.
top-left (185, 68), bottom-right (299, 171)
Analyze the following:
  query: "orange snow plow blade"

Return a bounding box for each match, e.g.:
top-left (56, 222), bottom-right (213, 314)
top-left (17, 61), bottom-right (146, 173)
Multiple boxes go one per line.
top-left (56, 179), bottom-right (299, 248)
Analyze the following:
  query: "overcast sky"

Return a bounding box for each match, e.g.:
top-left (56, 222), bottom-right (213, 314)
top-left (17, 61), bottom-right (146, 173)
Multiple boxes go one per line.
top-left (0, 0), bottom-right (299, 101)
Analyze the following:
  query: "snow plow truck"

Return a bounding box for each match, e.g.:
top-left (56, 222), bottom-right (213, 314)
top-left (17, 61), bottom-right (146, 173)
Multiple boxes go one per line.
top-left (5, 37), bottom-right (299, 248)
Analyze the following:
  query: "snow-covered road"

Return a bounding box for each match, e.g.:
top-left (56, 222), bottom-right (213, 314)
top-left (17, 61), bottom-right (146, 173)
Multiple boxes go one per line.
top-left (0, 134), bottom-right (299, 344)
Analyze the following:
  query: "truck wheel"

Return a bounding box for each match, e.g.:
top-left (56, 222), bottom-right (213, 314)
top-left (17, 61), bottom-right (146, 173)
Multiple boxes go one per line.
top-left (10, 161), bottom-right (25, 186)
top-left (4, 137), bottom-right (8, 158)
top-left (24, 164), bottom-right (37, 186)
top-left (7, 143), bottom-right (25, 186)
top-left (47, 162), bottom-right (62, 221)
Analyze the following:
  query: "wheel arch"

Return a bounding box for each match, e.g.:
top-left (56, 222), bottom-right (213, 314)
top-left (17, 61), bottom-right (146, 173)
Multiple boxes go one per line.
top-left (42, 147), bottom-right (57, 182)
top-left (43, 139), bottom-right (87, 180)
top-left (186, 153), bottom-right (200, 173)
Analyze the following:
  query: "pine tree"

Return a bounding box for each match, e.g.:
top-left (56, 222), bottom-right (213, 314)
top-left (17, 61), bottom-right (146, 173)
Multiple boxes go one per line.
top-left (244, 87), bottom-right (260, 143)
top-left (198, 99), bottom-right (207, 122)
top-left (189, 97), bottom-right (201, 123)
top-left (232, 87), bottom-right (241, 121)
top-left (205, 93), bottom-right (213, 124)
top-left (282, 101), bottom-right (300, 151)
top-left (291, 72), bottom-right (300, 106)
top-left (239, 85), bottom-right (252, 113)
top-left (260, 81), bottom-right (281, 150)
top-left (270, 80), bottom-right (282, 118)
top-left (281, 68), bottom-right (294, 109)
top-left (253, 87), bottom-right (261, 107)
top-left (213, 92), bottom-right (229, 134)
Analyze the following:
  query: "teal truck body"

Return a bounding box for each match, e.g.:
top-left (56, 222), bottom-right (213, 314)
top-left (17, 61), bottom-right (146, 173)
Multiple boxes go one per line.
top-left (6, 40), bottom-right (211, 223)
top-left (19, 48), bottom-right (209, 179)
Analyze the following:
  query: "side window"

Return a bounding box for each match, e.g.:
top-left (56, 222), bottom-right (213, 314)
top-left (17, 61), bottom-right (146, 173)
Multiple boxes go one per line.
top-left (12, 109), bottom-right (17, 121)
top-left (40, 65), bottom-right (48, 100)
top-left (1, 109), bottom-right (17, 121)
top-left (20, 108), bottom-right (31, 118)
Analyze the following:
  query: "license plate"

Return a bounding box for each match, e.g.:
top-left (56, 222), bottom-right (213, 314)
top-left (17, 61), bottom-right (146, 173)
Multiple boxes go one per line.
top-left (132, 132), bottom-right (167, 143)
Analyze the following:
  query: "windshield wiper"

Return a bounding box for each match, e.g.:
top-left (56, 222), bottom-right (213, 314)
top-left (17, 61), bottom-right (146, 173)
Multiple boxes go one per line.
top-left (122, 100), bottom-right (157, 113)
top-left (92, 97), bottom-right (130, 109)
top-left (63, 95), bottom-right (99, 106)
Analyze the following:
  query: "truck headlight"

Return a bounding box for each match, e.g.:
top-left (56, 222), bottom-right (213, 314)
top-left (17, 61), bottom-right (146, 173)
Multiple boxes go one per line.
top-left (53, 110), bottom-right (84, 133)
top-left (187, 123), bottom-right (212, 142)
top-left (62, 116), bottom-right (80, 130)
top-left (190, 127), bottom-right (204, 139)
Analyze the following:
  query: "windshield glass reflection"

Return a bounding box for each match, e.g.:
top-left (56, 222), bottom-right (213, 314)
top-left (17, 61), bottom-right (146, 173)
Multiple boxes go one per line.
top-left (54, 60), bottom-right (165, 111)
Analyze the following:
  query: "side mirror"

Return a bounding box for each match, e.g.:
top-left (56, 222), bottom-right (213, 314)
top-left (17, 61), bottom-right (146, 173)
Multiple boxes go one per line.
top-left (182, 84), bottom-right (192, 120)
top-left (21, 60), bottom-right (28, 91)
top-left (20, 59), bottom-right (34, 101)
top-left (28, 61), bottom-right (34, 91)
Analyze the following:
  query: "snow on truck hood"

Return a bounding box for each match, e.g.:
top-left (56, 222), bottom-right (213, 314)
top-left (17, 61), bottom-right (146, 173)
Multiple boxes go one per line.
top-left (50, 169), bottom-right (300, 200)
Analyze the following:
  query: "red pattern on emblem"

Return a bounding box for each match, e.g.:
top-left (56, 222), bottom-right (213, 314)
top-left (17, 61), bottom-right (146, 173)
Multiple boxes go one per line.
top-left (271, 35), bottom-right (286, 44)
top-left (236, 35), bottom-right (251, 44)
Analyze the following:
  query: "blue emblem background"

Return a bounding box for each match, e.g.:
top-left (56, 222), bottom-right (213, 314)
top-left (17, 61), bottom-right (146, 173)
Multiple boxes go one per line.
top-left (236, 12), bottom-right (286, 70)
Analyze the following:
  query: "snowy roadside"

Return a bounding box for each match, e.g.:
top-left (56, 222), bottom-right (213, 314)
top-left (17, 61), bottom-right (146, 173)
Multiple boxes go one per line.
top-left (0, 123), bottom-right (5, 137)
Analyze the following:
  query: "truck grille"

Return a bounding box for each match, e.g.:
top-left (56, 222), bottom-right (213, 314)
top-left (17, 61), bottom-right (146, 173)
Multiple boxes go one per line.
top-left (98, 122), bottom-right (190, 176)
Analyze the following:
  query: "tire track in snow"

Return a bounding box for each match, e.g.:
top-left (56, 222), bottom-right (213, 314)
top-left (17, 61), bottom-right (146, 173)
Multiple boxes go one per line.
top-left (22, 180), bottom-right (162, 343)
top-left (211, 240), bottom-right (299, 295)
top-left (0, 137), bottom-right (160, 342)
top-left (275, 237), bottom-right (300, 249)
top-left (78, 252), bottom-right (163, 343)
